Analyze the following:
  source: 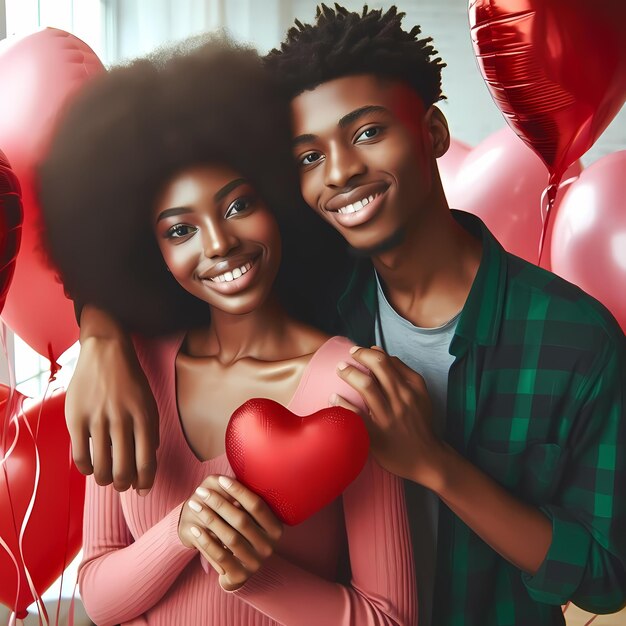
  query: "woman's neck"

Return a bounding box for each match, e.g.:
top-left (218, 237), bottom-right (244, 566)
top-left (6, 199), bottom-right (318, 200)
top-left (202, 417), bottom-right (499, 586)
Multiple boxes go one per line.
top-left (184, 296), bottom-right (302, 364)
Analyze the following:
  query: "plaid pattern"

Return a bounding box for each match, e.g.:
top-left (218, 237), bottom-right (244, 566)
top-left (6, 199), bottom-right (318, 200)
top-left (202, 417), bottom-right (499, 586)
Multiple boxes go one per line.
top-left (336, 211), bottom-right (626, 625)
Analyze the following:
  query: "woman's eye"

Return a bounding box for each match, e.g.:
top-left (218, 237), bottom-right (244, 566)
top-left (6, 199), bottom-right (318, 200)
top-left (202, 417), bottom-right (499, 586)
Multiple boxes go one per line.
top-left (300, 152), bottom-right (323, 166)
top-left (166, 224), bottom-right (195, 239)
top-left (355, 127), bottom-right (381, 142)
top-left (225, 197), bottom-right (252, 218)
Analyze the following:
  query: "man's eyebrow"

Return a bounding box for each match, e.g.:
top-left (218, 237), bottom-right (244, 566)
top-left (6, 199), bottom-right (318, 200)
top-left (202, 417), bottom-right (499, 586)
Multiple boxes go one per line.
top-left (338, 105), bottom-right (388, 128)
top-left (292, 106), bottom-right (389, 148)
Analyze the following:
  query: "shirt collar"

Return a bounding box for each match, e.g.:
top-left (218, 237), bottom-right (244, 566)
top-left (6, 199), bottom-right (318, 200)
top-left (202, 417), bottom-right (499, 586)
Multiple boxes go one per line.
top-left (337, 210), bottom-right (509, 351)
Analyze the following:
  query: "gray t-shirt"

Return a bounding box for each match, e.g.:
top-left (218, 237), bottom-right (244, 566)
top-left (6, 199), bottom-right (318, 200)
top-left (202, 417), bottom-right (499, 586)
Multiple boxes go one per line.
top-left (374, 273), bottom-right (458, 626)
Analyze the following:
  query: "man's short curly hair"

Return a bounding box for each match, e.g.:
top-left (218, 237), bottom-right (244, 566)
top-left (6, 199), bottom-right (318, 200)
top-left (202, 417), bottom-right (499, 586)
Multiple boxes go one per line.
top-left (39, 36), bottom-right (349, 335)
top-left (264, 3), bottom-right (446, 107)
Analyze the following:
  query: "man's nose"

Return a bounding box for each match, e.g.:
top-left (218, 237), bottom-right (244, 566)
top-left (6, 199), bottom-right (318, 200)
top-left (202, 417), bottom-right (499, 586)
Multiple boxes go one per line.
top-left (324, 141), bottom-right (367, 188)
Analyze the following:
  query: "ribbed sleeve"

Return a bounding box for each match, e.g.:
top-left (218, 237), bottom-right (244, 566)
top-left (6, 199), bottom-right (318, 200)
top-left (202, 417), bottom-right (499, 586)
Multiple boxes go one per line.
top-left (78, 479), bottom-right (197, 626)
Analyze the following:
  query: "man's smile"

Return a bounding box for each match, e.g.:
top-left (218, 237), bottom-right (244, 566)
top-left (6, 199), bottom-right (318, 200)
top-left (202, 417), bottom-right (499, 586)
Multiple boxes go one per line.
top-left (324, 183), bottom-right (390, 228)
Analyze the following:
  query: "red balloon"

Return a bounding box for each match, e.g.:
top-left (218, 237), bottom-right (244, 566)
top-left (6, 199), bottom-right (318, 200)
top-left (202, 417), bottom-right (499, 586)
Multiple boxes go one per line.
top-left (0, 149), bottom-right (22, 315)
top-left (0, 28), bottom-right (105, 363)
top-left (468, 0), bottom-right (626, 191)
top-left (445, 126), bottom-right (582, 267)
top-left (0, 385), bottom-right (85, 618)
top-left (226, 398), bottom-right (369, 525)
top-left (550, 151), bottom-right (626, 333)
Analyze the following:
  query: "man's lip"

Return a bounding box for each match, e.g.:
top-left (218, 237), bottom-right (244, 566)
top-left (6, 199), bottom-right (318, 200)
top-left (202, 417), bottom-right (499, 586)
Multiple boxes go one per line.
top-left (324, 182), bottom-right (389, 213)
top-left (199, 254), bottom-right (260, 280)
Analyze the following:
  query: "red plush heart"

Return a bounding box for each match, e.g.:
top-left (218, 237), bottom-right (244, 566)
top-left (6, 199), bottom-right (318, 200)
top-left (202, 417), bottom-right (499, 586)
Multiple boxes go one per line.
top-left (225, 398), bottom-right (369, 525)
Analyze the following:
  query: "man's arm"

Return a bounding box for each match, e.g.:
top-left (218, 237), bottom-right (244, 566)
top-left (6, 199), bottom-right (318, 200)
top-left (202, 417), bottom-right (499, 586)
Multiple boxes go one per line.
top-left (67, 304), bottom-right (159, 493)
top-left (333, 344), bottom-right (626, 611)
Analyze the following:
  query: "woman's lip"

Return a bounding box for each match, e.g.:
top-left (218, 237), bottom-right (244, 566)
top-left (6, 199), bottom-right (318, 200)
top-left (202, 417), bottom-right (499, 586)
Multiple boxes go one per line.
top-left (200, 256), bottom-right (260, 295)
top-left (330, 188), bottom-right (388, 228)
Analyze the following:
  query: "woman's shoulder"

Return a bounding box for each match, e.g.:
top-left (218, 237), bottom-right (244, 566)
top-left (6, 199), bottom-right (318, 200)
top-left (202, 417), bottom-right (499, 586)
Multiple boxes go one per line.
top-left (296, 335), bottom-right (366, 413)
top-left (131, 331), bottom-right (185, 376)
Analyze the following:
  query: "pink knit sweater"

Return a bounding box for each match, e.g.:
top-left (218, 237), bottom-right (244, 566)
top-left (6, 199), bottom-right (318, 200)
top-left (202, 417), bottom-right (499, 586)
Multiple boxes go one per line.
top-left (78, 335), bottom-right (417, 626)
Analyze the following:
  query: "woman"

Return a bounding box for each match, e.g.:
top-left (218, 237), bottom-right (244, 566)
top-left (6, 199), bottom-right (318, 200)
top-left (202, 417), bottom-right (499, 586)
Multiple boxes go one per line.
top-left (38, 39), bottom-right (417, 626)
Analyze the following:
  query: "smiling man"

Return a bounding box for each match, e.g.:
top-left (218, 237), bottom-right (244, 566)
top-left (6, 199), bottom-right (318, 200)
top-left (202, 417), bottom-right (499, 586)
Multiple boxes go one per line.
top-left (64, 4), bottom-right (625, 626)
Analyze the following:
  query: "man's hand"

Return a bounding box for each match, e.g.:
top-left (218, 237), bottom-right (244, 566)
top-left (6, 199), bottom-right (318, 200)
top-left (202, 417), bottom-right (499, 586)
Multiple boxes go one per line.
top-left (66, 318), bottom-right (159, 494)
top-left (331, 345), bottom-right (446, 489)
top-left (178, 475), bottom-right (283, 591)
top-left (333, 346), bottom-right (554, 574)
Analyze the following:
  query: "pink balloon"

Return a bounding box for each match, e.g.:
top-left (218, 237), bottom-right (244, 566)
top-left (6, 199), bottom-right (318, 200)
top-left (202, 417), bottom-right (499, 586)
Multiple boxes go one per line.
top-left (0, 28), bottom-right (105, 363)
top-left (446, 126), bottom-right (582, 267)
top-left (551, 151), bottom-right (626, 332)
top-left (438, 137), bottom-right (472, 196)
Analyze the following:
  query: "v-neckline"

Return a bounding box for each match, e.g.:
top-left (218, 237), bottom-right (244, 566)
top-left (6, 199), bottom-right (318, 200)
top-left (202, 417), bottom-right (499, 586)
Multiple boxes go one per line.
top-left (170, 334), bottom-right (337, 465)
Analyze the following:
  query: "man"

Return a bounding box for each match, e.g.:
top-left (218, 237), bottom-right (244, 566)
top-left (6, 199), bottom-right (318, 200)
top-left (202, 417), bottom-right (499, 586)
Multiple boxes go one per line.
top-left (66, 5), bottom-right (625, 625)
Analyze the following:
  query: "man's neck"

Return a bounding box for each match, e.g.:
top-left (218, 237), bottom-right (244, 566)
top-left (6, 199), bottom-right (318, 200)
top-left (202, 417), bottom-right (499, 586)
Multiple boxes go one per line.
top-left (372, 209), bottom-right (482, 329)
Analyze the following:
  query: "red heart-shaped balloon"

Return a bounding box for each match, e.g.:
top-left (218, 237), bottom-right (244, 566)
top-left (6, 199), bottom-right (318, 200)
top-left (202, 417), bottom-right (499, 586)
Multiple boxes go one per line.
top-left (469, 0), bottom-right (626, 188)
top-left (0, 385), bottom-right (85, 617)
top-left (225, 398), bottom-right (369, 525)
top-left (0, 28), bottom-right (105, 362)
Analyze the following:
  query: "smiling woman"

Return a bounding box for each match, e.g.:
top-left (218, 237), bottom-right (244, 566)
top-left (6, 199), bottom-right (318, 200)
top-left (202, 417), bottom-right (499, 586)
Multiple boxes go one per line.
top-left (35, 36), bottom-right (417, 626)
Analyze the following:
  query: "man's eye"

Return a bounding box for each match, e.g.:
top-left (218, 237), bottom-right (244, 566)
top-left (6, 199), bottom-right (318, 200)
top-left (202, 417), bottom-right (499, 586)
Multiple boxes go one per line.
top-left (225, 197), bottom-right (252, 218)
top-left (301, 152), bottom-right (322, 166)
top-left (166, 224), bottom-right (195, 238)
top-left (355, 127), bottom-right (381, 142)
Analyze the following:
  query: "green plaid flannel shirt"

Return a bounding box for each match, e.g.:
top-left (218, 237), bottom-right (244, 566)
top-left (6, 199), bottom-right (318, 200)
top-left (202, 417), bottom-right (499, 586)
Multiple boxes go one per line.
top-left (335, 211), bottom-right (626, 625)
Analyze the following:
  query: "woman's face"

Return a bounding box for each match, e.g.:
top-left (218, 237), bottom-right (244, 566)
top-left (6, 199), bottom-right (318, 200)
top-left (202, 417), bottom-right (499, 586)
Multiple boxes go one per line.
top-left (153, 164), bottom-right (281, 316)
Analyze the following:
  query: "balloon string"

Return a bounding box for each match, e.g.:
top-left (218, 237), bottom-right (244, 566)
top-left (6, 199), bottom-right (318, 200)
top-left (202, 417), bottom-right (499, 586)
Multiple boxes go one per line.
top-left (1, 409), bottom-right (24, 618)
top-left (68, 579), bottom-right (79, 626)
top-left (16, 393), bottom-right (49, 626)
top-left (55, 434), bottom-right (74, 626)
top-left (537, 174), bottom-right (580, 267)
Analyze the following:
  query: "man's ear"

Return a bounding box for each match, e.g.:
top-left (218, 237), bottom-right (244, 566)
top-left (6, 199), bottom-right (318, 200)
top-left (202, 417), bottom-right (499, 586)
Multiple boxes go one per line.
top-left (425, 105), bottom-right (450, 158)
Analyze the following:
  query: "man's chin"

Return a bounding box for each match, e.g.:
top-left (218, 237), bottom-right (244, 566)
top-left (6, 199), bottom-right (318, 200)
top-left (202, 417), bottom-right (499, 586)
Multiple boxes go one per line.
top-left (347, 227), bottom-right (406, 258)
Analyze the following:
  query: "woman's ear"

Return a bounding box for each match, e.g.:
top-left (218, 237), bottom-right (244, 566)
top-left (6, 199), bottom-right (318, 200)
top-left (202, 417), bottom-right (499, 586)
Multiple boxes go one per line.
top-left (425, 105), bottom-right (450, 158)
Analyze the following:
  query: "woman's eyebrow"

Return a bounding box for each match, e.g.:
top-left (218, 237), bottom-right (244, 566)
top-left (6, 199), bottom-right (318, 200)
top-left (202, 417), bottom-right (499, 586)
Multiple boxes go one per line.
top-left (156, 206), bottom-right (193, 222)
top-left (214, 177), bottom-right (247, 203)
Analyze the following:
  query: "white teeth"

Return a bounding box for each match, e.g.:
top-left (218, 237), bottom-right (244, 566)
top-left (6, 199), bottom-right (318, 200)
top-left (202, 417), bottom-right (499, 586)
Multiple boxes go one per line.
top-left (337, 193), bottom-right (378, 214)
top-left (208, 261), bottom-right (254, 283)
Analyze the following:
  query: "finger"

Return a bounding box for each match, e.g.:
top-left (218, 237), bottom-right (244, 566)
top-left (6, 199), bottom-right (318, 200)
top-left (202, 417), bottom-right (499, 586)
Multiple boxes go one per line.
top-left (133, 411), bottom-right (158, 495)
top-left (336, 362), bottom-right (391, 426)
top-left (187, 494), bottom-right (264, 571)
top-left (387, 354), bottom-right (428, 390)
top-left (91, 419), bottom-right (113, 486)
top-left (215, 477), bottom-right (283, 544)
top-left (188, 525), bottom-right (239, 578)
top-left (67, 417), bottom-right (93, 476)
top-left (348, 346), bottom-right (404, 398)
top-left (110, 416), bottom-right (137, 492)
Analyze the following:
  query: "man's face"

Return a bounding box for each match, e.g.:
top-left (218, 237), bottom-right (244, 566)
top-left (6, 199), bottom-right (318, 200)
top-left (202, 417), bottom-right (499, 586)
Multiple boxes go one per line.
top-left (291, 74), bottom-right (444, 253)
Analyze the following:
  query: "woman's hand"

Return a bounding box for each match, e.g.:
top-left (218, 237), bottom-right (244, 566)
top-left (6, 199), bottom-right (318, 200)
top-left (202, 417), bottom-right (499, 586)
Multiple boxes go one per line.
top-left (178, 475), bottom-right (283, 591)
